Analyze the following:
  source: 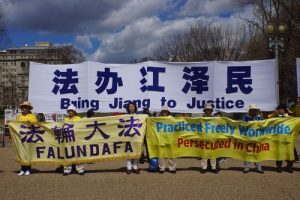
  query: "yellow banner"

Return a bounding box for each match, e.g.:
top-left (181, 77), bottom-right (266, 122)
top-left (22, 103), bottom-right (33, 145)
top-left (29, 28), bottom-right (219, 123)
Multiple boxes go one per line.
top-left (9, 114), bottom-right (147, 166)
top-left (146, 117), bottom-right (300, 162)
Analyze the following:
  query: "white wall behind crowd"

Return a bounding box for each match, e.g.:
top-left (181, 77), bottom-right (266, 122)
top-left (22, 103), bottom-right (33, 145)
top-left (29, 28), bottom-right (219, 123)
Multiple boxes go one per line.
top-left (28, 60), bottom-right (277, 114)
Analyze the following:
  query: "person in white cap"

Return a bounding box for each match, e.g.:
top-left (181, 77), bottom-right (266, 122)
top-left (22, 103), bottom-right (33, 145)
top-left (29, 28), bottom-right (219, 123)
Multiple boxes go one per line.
top-left (241, 104), bottom-right (264, 174)
top-left (200, 103), bottom-right (218, 173)
top-left (63, 105), bottom-right (84, 176)
top-left (158, 106), bottom-right (177, 174)
top-left (16, 101), bottom-right (37, 176)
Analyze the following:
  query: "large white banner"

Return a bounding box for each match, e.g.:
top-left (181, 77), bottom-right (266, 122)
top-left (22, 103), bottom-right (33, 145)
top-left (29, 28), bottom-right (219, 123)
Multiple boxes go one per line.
top-left (297, 58), bottom-right (300, 97)
top-left (29, 60), bottom-right (276, 113)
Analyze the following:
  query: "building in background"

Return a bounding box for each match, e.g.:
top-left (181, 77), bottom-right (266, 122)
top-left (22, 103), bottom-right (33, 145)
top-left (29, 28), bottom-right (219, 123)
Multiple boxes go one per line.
top-left (0, 42), bottom-right (84, 109)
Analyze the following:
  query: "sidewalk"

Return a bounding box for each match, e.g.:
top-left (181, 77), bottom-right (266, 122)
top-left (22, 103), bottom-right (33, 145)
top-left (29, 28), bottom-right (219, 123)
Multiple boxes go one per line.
top-left (0, 135), bottom-right (299, 200)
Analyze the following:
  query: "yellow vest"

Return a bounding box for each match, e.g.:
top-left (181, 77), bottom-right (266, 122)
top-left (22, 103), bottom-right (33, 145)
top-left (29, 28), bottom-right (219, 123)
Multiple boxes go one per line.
top-left (64, 116), bottom-right (81, 122)
top-left (17, 113), bottom-right (37, 123)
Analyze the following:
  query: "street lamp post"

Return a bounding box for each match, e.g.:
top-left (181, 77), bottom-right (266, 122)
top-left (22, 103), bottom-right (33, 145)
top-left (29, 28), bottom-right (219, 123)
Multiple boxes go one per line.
top-left (266, 23), bottom-right (286, 105)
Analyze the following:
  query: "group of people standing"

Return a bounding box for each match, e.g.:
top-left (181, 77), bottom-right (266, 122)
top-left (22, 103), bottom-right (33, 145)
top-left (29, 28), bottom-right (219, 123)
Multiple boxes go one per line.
top-left (14, 99), bottom-right (299, 176)
top-left (16, 102), bottom-right (86, 176)
top-left (127, 101), bottom-right (299, 175)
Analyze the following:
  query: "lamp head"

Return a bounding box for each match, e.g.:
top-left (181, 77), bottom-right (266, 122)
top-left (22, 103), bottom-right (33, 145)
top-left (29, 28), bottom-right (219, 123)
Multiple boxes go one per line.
top-left (266, 24), bottom-right (275, 36)
top-left (278, 24), bottom-right (286, 36)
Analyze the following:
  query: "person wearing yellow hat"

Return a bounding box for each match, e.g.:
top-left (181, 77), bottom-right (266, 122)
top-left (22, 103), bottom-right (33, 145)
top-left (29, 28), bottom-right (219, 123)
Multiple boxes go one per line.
top-left (158, 106), bottom-right (177, 174)
top-left (17, 101), bottom-right (36, 123)
top-left (63, 105), bottom-right (84, 176)
top-left (241, 104), bottom-right (264, 174)
top-left (16, 101), bottom-right (37, 176)
top-left (200, 103), bottom-right (218, 173)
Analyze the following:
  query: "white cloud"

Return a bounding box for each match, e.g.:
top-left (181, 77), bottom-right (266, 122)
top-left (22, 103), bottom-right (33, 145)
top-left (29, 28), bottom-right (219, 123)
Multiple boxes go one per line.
top-left (179, 0), bottom-right (246, 16)
top-left (3, 0), bottom-right (255, 63)
top-left (75, 35), bottom-right (93, 49)
top-left (90, 4), bottom-right (255, 63)
top-left (99, 0), bottom-right (171, 30)
top-left (90, 16), bottom-right (210, 62)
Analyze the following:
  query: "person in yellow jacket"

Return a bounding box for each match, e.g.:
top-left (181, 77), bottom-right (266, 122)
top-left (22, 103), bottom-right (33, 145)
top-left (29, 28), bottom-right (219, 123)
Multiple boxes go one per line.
top-left (63, 105), bottom-right (84, 176)
top-left (16, 101), bottom-right (37, 176)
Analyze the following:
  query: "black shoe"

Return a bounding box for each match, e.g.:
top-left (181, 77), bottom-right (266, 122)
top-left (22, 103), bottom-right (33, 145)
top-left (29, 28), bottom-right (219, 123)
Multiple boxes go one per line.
top-left (276, 167), bottom-right (282, 173)
top-left (169, 170), bottom-right (176, 174)
top-left (55, 166), bottom-right (63, 173)
top-left (139, 158), bottom-right (145, 164)
top-left (211, 169), bottom-right (218, 174)
top-left (71, 164), bottom-right (77, 173)
top-left (133, 169), bottom-right (140, 174)
top-left (126, 170), bottom-right (132, 175)
top-left (200, 169), bottom-right (207, 174)
top-left (159, 170), bottom-right (165, 174)
top-left (286, 167), bottom-right (293, 173)
top-left (63, 172), bottom-right (70, 176)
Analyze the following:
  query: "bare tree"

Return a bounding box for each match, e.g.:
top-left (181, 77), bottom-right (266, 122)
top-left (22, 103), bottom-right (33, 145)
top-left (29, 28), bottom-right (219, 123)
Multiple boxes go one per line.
top-left (0, 3), bottom-right (11, 50)
top-left (0, 72), bottom-right (17, 109)
top-left (28, 44), bottom-right (85, 65)
top-left (237, 0), bottom-right (300, 100)
top-left (59, 45), bottom-right (85, 64)
top-left (154, 23), bottom-right (249, 62)
top-left (0, 2), bottom-right (12, 111)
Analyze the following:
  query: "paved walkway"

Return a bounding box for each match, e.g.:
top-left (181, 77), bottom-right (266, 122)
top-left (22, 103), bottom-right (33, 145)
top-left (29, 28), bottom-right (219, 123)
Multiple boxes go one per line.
top-left (0, 136), bottom-right (299, 200)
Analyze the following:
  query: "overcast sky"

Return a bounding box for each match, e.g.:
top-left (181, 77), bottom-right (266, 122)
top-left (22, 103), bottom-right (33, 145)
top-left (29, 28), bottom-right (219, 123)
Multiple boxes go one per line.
top-left (2, 0), bottom-right (254, 63)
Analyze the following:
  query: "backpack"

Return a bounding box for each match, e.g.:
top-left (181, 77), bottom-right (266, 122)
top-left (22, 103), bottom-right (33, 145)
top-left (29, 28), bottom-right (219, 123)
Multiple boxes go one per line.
top-left (148, 158), bottom-right (159, 172)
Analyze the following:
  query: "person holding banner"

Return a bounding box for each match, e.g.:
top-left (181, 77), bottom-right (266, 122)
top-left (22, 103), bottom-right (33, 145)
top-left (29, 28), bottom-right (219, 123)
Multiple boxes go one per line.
top-left (16, 101), bottom-right (37, 176)
top-left (292, 97), bottom-right (300, 117)
top-left (214, 112), bottom-right (226, 166)
top-left (291, 97), bottom-right (300, 163)
top-left (200, 103), bottom-right (218, 173)
top-left (275, 104), bottom-right (294, 173)
top-left (126, 102), bottom-right (140, 174)
top-left (241, 104), bottom-right (264, 174)
top-left (63, 105), bottom-right (85, 176)
top-left (36, 113), bottom-right (46, 122)
top-left (140, 108), bottom-right (151, 164)
top-left (86, 109), bottom-right (95, 118)
top-left (158, 106), bottom-right (177, 174)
